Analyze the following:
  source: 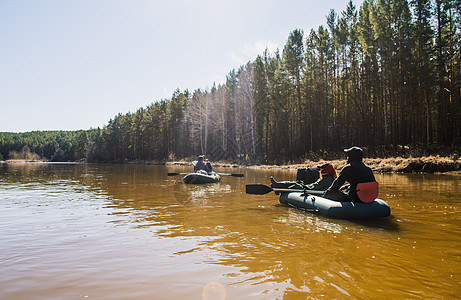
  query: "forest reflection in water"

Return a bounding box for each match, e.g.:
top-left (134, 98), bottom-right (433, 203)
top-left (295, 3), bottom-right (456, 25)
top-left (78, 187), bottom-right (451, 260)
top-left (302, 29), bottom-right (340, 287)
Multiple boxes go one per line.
top-left (0, 163), bottom-right (460, 299)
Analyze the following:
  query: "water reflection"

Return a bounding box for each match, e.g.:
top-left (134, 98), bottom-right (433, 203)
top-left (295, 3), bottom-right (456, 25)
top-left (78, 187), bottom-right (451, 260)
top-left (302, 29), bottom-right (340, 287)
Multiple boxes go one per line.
top-left (1, 163), bottom-right (461, 299)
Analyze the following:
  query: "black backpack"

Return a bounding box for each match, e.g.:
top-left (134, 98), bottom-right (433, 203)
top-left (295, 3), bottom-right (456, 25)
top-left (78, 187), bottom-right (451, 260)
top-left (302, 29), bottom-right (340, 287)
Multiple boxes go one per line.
top-left (296, 167), bottom-right (319, 184)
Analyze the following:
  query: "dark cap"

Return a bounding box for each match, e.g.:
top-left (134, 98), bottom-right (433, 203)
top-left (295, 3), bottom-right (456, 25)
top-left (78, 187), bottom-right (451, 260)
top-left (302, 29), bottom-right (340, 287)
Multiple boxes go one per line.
top-left (344, 146), bottom-right (363, 162)
top-left (344, 146), bottom-right (363, 154)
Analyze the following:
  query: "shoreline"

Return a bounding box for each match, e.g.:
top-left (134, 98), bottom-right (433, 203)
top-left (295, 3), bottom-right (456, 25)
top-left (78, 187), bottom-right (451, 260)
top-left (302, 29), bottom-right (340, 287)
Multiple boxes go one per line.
top-left (2, 155), bottom-right (460, 174)
top-left (165, 155), bottom-right (461, 174)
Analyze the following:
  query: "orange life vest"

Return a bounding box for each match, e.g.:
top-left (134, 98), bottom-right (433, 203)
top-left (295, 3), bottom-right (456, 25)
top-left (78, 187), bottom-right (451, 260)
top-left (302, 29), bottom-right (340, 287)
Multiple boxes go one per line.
top-left (356, 181), bottom-right (379, 203)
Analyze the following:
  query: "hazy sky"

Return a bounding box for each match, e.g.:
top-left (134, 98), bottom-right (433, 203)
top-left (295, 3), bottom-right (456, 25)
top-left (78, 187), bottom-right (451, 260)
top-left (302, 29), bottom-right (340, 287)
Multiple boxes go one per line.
top-left (1, 0), bottom-right (362, 132)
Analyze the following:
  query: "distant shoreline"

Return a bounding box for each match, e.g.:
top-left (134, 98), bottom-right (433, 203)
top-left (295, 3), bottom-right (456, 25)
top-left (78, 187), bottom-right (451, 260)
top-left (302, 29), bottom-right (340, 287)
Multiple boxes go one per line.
top-left (165, 155), bottom-right (461, 174)
top-left (2, 155), bottom-right (460, 174)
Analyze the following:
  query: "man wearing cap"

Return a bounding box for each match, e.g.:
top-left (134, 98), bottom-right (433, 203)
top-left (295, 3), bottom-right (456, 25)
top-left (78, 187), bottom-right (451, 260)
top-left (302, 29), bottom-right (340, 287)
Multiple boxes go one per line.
top-left (270, 163), bottom-right (336, 191)
top-left (307, 163), bottom-right (337, 191)
top-left (324, 146), bottom-right (376, 202)
top-left (194, 155), bottom-right (205, 172)
top-left (194, 155), bottom-right (213, 173)
top-left (203, 155), bottom-right (213, 172)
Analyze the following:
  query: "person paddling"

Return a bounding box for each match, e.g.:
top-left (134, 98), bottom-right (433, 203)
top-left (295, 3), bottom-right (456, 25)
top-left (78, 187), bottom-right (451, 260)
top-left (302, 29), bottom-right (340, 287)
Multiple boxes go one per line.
top-left (203, 155), bottom-right (213, 172)
top-left (194, 155), bottom-right (213, 173)
top-left (324, 146), bottom-right (378, 203)
top-left (270, 163), bottom-right (337, 191)
top-left (308, 163), bottom-right (336, 190)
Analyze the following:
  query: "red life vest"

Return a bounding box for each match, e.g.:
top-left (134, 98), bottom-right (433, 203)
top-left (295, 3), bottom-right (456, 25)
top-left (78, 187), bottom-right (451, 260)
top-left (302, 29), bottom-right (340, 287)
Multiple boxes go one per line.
top-left (356, 181), bottom-right (379, 203)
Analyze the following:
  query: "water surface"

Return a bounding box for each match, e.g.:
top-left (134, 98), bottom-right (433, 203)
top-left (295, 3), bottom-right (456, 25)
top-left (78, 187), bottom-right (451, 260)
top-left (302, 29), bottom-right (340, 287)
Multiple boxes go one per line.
top-left (1, 163), bottom-right (460, 299)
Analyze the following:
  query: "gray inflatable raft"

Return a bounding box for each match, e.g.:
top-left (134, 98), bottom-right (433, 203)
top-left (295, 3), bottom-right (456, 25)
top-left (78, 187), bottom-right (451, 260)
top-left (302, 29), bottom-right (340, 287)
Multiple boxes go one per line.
top-left (279, 192), bottom-right (391, 219)
top-left (182, 171), bottom-right (221, 184)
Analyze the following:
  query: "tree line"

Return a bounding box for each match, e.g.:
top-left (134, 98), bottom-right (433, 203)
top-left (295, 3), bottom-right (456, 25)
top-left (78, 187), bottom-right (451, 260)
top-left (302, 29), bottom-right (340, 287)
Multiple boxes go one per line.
top-left (1, 0), bottom-right (460, 163)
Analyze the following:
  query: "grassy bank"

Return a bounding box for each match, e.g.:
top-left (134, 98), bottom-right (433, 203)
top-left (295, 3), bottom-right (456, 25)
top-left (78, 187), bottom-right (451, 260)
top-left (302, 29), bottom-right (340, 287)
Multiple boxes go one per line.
top-left (167, 155), bottom-right (461, 174)
top-left (1, 159), bottom-right (47, 163)
top-left (2, 155), bottom-right (460, 174)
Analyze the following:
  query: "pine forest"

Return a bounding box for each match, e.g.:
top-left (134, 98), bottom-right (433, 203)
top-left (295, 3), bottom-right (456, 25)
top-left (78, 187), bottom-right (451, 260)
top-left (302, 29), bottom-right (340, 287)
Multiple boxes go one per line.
top-left (1, 0), bottom-right (461, 163)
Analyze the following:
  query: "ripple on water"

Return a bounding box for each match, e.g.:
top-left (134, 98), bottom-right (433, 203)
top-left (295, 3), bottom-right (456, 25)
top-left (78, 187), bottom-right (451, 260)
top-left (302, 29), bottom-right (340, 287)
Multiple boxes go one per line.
top-left (1, 165), bottom-right (461, 299)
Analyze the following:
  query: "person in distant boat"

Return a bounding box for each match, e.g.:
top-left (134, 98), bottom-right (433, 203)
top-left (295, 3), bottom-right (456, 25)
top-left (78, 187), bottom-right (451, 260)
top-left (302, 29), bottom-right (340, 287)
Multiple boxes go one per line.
top-left (203, 155), bottom-right (213, 172)
top-left (324, 146), bottom-right (377, 202)
top-left (270, 163), bottom-right (337, 191)
top-left (194, 155), bottom-right (212, 173)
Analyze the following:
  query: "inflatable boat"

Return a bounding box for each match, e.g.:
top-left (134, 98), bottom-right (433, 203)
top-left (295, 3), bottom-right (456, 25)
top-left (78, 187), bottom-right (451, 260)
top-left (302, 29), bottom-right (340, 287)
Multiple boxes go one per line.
top-left (279, 191), bottom-right (391, 219)
top-left (182, 171), bottom-right (221, 184)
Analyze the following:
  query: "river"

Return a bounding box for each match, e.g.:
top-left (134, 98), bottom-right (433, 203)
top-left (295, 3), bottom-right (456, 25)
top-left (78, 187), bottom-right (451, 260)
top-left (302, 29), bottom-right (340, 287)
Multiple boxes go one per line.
top-left (1, 163), bottom-right (460, 299)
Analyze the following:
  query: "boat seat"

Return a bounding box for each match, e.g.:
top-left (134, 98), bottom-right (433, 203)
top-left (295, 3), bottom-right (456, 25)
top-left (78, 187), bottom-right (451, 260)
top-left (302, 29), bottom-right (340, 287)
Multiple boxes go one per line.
top-left (356, 181), bottom-right (379, 203)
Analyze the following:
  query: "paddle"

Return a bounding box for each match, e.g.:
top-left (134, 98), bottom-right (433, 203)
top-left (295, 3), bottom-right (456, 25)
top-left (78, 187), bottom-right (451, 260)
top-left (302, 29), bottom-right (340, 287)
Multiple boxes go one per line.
top-left (216, 173), bottom-right (244, 177)
top-left (245, 184), bottom-right (324, 196)
top-left (167, 172), bottom-right (244, 177)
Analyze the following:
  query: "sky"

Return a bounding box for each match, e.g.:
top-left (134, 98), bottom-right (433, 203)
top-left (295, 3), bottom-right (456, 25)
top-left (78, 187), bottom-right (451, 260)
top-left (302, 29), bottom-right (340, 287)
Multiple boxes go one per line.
top-left (0, 0), bottom-right (363, 133)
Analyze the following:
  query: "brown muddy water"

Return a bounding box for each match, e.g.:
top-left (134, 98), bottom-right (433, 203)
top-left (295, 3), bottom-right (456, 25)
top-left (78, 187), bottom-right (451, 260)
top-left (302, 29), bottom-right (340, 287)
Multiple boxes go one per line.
top-left (0, 163), bottom-right (460, 299)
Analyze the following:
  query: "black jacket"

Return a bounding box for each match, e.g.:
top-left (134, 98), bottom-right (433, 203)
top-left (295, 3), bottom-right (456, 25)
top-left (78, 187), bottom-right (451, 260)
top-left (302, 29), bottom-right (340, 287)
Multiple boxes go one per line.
top-left (194, 160), bottom-right (212, 173)
top-left (329, 161), bottom-right (376, 198)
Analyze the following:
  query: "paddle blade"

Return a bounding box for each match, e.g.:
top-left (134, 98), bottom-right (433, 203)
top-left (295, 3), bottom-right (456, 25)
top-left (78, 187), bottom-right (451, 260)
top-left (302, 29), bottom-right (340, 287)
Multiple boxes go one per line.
top-left (167, 173), bottom-right (180, 176)
top-left (245, 184), bottom-right (273, 195)
top-left (231, 173), bottom-right (244, 177)
top-left (216, 173), bottom-right (244, 177)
